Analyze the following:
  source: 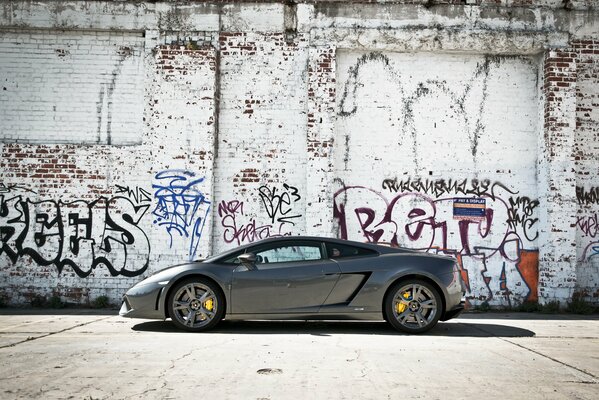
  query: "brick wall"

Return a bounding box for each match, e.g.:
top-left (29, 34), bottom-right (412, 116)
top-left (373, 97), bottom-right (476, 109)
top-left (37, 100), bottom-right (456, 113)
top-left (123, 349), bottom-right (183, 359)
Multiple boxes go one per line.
top-left (333, 51), bottom-right (540, 306)
top-left (0, 1), bottom-right (597, 307)
top-left (573, 39), bottom-right (599, 302)
top-left (212, 32), bottom-right (309, 253)
top-left (0, 29), bottom-right (144, 145)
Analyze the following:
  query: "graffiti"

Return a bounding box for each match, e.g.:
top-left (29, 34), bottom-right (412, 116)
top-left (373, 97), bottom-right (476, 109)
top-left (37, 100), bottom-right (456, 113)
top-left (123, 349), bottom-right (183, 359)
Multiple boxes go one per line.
top-left (507, 196), bottom-right (539, 241)
top-left (381, 177), bottom-right (516, 201)
top-left (0, 183), bottom-right (37, 194)
top-left (580, 241), bottom-right (599, 262)
top-left (576, 186), bottom-right (599, 205)
top-left (577, 213), bottom-right (599, 262)
top-left (219, 184), bottom-right (302, 246)
top-left (577, 213), bottom-right (598, 238)
top-left (115, 184), bottom-right (152, 204)
top-left (333, 186), bottom-right (539, 305)
top-left (218, 200), bottom-right (287, 245)
top-left (0, 191), bottom-right (150, 278)
top-left (258, 183), bottom-right (301, 224)
top-left (152, 170), bottom-right (210, 261)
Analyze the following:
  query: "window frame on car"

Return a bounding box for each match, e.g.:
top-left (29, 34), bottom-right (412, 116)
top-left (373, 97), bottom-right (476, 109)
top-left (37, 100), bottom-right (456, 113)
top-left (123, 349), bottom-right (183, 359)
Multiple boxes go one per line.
top-left (218, 240), bottom-right (327, 266)
top-left (324, 242), bottom-right (379, 260)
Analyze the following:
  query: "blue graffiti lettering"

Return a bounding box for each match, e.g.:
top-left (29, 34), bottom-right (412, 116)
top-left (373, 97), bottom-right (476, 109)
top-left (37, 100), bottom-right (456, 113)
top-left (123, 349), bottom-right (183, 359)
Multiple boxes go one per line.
top-left (152, 170), bottom-right (210, 260)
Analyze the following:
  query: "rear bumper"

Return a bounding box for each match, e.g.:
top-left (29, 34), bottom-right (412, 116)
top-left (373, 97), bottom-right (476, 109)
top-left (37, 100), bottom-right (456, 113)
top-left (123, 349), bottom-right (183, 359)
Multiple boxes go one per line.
top-left (440, 300), bottom-right (465, 321)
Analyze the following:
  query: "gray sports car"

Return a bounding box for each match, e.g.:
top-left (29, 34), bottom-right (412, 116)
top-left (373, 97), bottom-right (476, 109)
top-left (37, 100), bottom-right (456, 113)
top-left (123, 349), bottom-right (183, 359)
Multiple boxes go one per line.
top-left (120, 236), bottom-right (465, 334)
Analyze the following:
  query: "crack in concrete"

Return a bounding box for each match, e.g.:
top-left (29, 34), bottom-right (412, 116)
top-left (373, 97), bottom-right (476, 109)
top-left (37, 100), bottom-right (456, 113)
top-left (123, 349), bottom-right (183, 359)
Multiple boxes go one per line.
top-left (533, 336), bottom-right (599, 340)
top-left (499, 337), bottom-right (599, 381)
top-left (0, 316), bottom-right (114, 349)
top-left (461, 322), bottom-right (599, 381)
top-left (123, 339), bottom-right (234, 399)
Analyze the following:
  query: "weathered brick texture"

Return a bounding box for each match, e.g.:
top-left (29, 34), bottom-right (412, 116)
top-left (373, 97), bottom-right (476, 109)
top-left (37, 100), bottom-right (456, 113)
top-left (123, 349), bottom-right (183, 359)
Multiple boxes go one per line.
top-left (573, 39), bottom-right (599, 302)
top-left (0, 29), bottom-right (144, 145)
top-left (212, 32), bottom-right (309, 253)
top-left (0, 1), bottom-right (598, 307)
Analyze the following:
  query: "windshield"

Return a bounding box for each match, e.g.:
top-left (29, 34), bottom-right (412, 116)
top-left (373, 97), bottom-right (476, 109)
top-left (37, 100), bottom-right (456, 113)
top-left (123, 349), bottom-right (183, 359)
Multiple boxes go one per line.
top-left (202, 243), bottom-right (252, 264)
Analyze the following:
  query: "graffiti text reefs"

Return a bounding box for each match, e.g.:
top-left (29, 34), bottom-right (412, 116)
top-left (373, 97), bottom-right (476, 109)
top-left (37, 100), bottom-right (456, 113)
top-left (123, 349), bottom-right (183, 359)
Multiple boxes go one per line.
top-left (0, 190), bottom-right (150, 277)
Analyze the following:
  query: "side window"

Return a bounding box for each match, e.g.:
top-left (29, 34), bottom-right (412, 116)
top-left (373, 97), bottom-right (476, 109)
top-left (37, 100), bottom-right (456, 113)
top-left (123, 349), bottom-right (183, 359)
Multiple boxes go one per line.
top-left (255, 245), bottom-right (322, 264)
top-left (326, 243), bottom-right (378, 259)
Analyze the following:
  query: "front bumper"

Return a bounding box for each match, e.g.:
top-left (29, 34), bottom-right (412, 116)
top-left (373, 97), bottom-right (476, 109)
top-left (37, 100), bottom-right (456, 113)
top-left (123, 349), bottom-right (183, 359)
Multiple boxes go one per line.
top-left (119, 282), bottom-right (165, 320)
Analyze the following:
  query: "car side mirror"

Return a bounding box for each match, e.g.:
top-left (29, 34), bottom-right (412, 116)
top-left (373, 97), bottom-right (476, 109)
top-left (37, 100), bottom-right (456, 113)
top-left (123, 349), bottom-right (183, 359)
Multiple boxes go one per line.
top-left (237, 253), bottom-right (257, 270)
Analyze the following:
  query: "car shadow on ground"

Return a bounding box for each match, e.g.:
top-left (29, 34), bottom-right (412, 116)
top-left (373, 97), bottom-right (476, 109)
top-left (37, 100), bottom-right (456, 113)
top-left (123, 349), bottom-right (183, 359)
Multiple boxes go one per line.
top-left (131, 319), bottom-right (535, 337)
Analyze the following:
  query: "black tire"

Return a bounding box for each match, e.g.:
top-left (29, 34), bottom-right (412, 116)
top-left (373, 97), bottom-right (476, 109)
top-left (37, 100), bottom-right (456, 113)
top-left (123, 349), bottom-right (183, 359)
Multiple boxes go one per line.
top-left (384, 279), bottom-right (443, 334)
top-left (167, 277), bottom-right (225, 332)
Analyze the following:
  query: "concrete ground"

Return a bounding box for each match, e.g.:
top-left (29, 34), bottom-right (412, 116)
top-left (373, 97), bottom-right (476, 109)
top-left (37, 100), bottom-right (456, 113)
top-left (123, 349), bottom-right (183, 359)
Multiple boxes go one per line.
top-left (0, 311), bottom-right (597, 400)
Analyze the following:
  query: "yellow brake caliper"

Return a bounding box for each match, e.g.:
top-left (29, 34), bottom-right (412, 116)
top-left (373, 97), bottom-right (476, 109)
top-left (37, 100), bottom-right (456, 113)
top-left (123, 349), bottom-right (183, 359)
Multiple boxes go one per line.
top-left (396, 291), bottom-right (411, 313)
top-left (204, 298), bottom-right (214, 312)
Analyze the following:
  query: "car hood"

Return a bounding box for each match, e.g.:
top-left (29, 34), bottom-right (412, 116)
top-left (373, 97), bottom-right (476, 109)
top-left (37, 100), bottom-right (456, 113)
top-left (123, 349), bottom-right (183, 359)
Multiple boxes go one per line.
top-left (133, 262), bottom-right (205, 287)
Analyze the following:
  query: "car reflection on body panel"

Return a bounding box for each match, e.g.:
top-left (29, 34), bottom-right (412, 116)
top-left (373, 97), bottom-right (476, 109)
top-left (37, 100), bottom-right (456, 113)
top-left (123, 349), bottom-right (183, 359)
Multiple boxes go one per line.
top-left (120, 236), bottom-right (465, 334)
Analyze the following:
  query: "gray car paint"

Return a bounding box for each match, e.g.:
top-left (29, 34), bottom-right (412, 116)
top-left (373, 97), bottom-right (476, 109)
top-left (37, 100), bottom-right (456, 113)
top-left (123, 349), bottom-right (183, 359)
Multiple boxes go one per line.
top-left (120, 236), bottom-right (464, 322)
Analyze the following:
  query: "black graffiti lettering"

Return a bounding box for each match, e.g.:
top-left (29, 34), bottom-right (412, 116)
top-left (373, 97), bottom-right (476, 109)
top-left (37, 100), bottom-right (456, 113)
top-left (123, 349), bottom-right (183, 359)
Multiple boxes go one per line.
top-left (0, 193), bottom-right (150, 278)
top-left (258, 184), bottom-right (302, 224)
top-left (382, 177), bottom-right (517, 200)
top-left (0, 183), bottom-right (37, 195)
top-left (0, 195), bottom-right (26, 263)
top-left (97, 197), bottom-right (151, 277)
top-left (23, 200), bottom-right (62, 266)
top-left (576, 186), bottom-right (599, 205)
top-left (507, 196), bottom-right (539, 242)
top-left (115, 184), bottom-right (152, 204)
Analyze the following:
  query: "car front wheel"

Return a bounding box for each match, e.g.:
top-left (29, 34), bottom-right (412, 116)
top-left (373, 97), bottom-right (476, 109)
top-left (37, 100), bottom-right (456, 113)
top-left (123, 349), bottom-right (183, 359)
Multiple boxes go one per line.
top-left (167, 278), bottom-right (225, 332)
top-left (385, 279), bottom-right (442, 334)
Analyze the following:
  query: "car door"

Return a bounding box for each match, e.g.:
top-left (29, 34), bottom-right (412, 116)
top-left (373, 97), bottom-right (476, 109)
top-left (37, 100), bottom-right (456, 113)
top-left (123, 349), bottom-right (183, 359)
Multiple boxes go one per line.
top-left (231, 240), bottom-right (341, 314)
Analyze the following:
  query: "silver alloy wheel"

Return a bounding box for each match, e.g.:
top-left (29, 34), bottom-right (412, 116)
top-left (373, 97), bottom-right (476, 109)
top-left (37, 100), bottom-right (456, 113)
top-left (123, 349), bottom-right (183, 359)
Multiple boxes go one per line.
top-left (171, 282), bottom-right (217, 329)
top-left (392, 283), bottom-right (438, 330)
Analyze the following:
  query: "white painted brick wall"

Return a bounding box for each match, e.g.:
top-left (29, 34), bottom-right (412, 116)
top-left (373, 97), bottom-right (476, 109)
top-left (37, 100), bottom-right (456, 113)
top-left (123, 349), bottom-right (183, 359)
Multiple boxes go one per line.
top-left (574, 41), bottom-right (599, 302)
top-left (0, 29), bottom-right (145, 145)
top-left (211, 32), bottom-right (309, 254)
top-left (0, 36), bottom-right (216, 305)
top-left (333, 50), bottom-right (540, 306)
top-left (0, 1), bottom-right (597, 307)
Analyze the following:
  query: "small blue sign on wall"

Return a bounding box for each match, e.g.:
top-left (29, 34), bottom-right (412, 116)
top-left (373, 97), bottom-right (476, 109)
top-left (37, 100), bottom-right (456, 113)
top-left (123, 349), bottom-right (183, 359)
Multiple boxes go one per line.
top-left (453, 198), bottom-right (486, 221)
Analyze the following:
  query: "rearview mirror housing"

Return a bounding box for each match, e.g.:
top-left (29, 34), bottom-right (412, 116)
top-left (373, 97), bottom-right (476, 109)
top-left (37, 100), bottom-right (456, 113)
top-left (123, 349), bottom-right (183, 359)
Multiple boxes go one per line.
top-left (237, 253), bottom-right (257, 270)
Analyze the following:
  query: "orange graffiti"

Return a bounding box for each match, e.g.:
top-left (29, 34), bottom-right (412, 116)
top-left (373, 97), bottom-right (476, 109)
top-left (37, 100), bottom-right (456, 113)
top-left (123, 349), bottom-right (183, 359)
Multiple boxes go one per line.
top-left (517, 250), bottom-right (539, 302)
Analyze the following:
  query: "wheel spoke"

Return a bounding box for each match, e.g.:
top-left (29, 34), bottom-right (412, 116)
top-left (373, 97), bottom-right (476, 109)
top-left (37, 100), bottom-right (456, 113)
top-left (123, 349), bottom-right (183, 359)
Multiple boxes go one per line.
top-left (174, 300), bottom-right (190, 311)
top-left (186, 310), bottom-right (196, 326)
top-left (420, 300), bottom-right (435, 309)
top-left (413, 285), bottom-right (421, 301)
top-left (397, 310), bottom-right (411, 325)
top-left (199, 291), bottom-right (214, 302)
top-left (185, 285), bottom-right (196, 301)
top-left (415, 311), bottom-right (426, 327)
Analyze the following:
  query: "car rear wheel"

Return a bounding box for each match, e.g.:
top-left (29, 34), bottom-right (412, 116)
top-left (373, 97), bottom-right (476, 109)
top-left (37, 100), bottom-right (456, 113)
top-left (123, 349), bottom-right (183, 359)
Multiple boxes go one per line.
top-left (167, 278), bottom-right (225, 332)
top-left (385, 279), bottom-right (442, 334)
